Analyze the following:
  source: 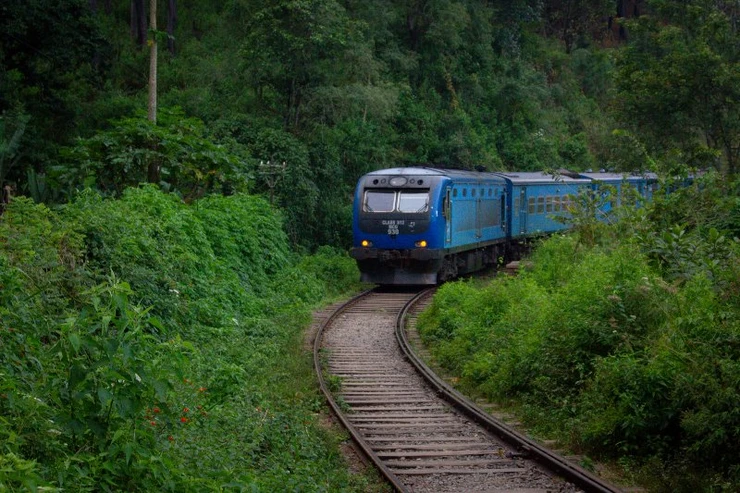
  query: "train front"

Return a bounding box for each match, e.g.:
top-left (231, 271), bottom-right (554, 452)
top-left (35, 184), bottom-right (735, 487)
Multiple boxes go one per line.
top-left (350, 168), bottom-right (447, 285)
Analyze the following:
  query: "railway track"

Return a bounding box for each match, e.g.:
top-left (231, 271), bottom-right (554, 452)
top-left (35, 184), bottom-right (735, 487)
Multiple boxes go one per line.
top-left (314, 288), bottom-right (622, 493)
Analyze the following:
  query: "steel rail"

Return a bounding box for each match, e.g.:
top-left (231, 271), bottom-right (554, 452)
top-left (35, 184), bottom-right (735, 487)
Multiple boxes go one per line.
top-left (313, 289), bottom-right (410, 493)
top-left (395, 289), bottom-right (623, 493)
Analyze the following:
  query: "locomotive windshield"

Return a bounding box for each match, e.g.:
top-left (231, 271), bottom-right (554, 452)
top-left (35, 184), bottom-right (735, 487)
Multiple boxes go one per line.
top-left (398, 191), bottom-right (429, 213)
top-left (364, 191), bottom-right (395, 212)
top-left (363, 190), bottom-right (430, 213)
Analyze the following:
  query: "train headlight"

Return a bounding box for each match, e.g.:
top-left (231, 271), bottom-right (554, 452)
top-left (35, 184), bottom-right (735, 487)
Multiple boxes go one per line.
top-left (361, 240), bottom-right (372, 247)
top-left (415, 240), bottom-right (428, 248)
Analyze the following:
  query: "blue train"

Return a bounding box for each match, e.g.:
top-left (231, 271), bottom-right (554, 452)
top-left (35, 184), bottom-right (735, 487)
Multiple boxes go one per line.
top-left (350, 167), bottom-right (657, 285)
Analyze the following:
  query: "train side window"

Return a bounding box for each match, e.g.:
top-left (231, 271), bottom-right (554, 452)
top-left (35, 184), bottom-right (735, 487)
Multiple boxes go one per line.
top-left (453, 189), bottom-right (458, 197)
top-left (537, 197), bottom-right (545, 213)
top-left (463, 189), bottom-right (467, 197)
top-left (553, 196), bottom-right (560, 212)
top-left (514, 197), bottom-right (520, 212)
top-left (528, 197), bottom-right (535, 214)
top-left (472, 189), bottom-right (476, 197)
top-left (488, 189), bottom-right (493, 197)
top-left (546, 196), bottom-right (553, 213)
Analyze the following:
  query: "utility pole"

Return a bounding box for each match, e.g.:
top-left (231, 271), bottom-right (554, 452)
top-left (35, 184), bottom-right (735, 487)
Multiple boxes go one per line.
top-left (148, 0), bottom-right (157, 124)
top-left (258, 160), bottom-right (287, 205)
top-left (147, 0), bottom-right (160, 184)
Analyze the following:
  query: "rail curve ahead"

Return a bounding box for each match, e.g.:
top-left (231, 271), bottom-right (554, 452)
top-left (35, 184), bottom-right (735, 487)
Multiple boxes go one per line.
top-left (314, 289), bottom-right (622, 493)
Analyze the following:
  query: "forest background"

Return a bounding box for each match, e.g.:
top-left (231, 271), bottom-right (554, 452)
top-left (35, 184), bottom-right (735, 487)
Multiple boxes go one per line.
top-left (2, 0), bottom-right (738, 248)
top-left (1, 0), bottom-right (739, 491)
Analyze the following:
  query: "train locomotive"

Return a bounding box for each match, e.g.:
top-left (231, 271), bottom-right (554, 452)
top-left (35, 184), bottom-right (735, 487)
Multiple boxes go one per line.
top-left (350, 167), bottom-right (657, 285)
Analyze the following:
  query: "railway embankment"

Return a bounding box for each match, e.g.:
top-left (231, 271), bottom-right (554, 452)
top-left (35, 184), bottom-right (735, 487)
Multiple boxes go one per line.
top-left (415, 198), bottom-right (740, 493)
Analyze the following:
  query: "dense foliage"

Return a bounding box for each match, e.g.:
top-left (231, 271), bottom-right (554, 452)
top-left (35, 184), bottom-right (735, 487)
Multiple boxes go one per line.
top-left (2, 0), bottom-right (739, 490)
top-left (418, 174), bottom-right (740, 491)
top-left (4, 0), bottom-right (736, 248)
top-left (0, 188), bottom-right (374, 491)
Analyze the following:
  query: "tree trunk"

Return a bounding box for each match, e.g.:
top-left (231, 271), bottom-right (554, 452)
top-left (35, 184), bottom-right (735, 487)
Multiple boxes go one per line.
top-left (148, 0), bottom-right (157, 124)
top-left (147, 0), bottom-right (160, 183)
top-left (130, 0), bottom-right (147, 46)
top-left (167, 0), bottom-right (177, 55)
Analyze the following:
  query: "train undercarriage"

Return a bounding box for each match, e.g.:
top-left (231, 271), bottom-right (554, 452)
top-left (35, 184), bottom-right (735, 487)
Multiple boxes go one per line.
top-left (351, 240), bottom-right (529, 285)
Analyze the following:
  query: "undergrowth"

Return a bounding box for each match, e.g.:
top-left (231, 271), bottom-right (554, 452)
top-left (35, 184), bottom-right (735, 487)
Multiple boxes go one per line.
top-left (0, 187), bottom-right (376, 491)
top-left (418, 174), bottom-right (740, 492)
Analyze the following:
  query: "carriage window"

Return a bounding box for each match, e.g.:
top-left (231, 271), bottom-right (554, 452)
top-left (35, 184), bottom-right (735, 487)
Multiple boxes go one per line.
top-left (553, 196), bottom-right (560, 212)
top-left (398, 191), bottom-right (430, 213)
top-left (453, 189), bottom-right (458, 197)
top-left (537, 197), bottom-right (545, 213)
top-left (472, 189), bottom-right (476, 197)
top-left (546, 196), bottom-right (553, 213)
top-left (528, 197), bottom-right (535, 214)
top-left (463, 189), bottom-right (467, 197)
top-left (363, 191), bottom-right (395, 212)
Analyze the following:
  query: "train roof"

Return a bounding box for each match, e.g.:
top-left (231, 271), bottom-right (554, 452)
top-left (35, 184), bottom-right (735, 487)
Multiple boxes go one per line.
top-left (362, 167), bottom-right (506, 182)
top-left (360, 168), bottom-right (658, 186)
top-left (493, 171), bottom-right (591, 185)
top-left (578, 172), bottom-right (655, 183)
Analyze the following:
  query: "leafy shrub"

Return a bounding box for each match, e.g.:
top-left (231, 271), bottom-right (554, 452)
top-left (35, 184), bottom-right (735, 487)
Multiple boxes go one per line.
top-left (418, 187), bottom-right (740, 489)
top-left (1, 187), bottom-right (373, 491)
top-left (54, 108), bottom-right (251, 200)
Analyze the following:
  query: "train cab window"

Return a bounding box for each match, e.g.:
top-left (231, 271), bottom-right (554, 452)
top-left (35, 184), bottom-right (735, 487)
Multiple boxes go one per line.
top-left (363, 191), bottom-right (395, 212)
top-left (546, 196), bottom-right (553, 213)
top-left (398, 191), bottom-right (429, 213)
top-left (537, 197), bottom-right (545, 213)
top-left (528, 197), bottom-right (535, 214)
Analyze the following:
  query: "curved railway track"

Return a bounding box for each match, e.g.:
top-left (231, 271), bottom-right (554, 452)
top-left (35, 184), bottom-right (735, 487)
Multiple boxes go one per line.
top-left (314, 288), bottom-right (622, 493)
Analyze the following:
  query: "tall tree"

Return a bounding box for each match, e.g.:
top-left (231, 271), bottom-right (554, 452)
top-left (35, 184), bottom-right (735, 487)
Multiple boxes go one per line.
top-left (0, 0), bottom-right (106, 191)
top-left (239, 0), bottom-right (354, 129)
top-left (615, 0), bottom-right (740, 174)
top-left (131, 0), bottom-right (147, 45)
top-left (543, 0), bottom-right (612, 52)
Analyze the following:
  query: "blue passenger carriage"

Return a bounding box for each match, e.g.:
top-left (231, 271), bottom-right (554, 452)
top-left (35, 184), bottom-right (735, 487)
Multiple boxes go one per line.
top-left (577, 172), bottom-right (659, 216)
top-left (498, 172), bottom-right (591, 237)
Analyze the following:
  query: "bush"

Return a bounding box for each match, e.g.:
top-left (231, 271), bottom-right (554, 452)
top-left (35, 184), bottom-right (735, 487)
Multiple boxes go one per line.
top-left (418, 187), bottom-right (740, 489)
top-left (1, 188), bottom-right (373, 491)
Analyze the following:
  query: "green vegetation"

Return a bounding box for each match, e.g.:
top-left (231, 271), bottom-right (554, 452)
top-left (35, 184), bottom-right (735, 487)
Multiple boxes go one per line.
top-left (418, 174), bottom-right (740, 491)
top-left (0, 189), bottom-right (376, 491)
top-left (2, 0), bottom-right (739, 490)
top-left (2, 1), bottom-right (736, 249)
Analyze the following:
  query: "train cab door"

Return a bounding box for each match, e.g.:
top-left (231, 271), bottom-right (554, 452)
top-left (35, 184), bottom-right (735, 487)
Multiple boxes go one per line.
top-left (443, 187), bottom-right (452, 244)
top-left (519, 187), bottom-right (527, 234)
